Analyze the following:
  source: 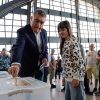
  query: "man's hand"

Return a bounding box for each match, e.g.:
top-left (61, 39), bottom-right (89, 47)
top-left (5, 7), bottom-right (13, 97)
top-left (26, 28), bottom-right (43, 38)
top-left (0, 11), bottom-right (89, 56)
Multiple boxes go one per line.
top-left (71, 79), bottom-right (79, 88)
top-left (8, 64), bottom-right (20, 77)
top-left (96, 56), bottom-right (100, 60)
top-left (42, 58), bottom-right (48, 65)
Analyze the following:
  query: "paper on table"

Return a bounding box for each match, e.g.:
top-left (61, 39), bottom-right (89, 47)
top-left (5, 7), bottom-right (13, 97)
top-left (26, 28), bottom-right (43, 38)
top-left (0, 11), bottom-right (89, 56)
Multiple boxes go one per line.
top-left (13, 77), bottom-right (17, 86)
top-left (40, 63), bottom-right (45, 70)
top-left (8, 89), bottom-right (32, 96)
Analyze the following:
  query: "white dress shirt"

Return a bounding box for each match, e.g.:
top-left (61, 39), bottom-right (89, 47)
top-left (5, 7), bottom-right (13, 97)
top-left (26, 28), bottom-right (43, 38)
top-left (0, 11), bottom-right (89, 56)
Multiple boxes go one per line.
top-left (34, 32), bottom-right (41, 53)
top-left (34, 32), bottom-right (42, 66)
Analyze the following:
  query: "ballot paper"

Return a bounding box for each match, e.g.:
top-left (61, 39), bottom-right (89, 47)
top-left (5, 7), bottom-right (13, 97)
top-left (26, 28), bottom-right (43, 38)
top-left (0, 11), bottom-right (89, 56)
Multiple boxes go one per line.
top-left (0, 71), bottom-right (51, 100)
top-left (40, 63), bottom-right (46, 70)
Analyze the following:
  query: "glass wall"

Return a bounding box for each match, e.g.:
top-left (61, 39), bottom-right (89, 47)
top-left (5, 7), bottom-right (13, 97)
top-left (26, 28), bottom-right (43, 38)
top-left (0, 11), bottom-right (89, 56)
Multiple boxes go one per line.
top-left (79, 0), bottom-right (100, 53)
top-left (0, 0), bottom-right (27, 51)
top-left (0, 0), bottom-right (13, 6)
top-left (37, 0), bottom-right (76, 59)
top-left (0, 0), bottom-right (100, 58)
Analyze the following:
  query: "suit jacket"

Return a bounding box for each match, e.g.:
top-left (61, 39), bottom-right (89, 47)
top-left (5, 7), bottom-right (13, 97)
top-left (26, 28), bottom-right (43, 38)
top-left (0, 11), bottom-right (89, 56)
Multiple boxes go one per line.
top-left (11, 24), bottom-right (48, 77)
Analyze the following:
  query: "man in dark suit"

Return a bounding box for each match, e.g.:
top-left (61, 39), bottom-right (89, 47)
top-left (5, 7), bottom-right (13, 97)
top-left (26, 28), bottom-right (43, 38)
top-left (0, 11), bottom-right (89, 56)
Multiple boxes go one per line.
top-left (8, 9), bottom-right (48, 80)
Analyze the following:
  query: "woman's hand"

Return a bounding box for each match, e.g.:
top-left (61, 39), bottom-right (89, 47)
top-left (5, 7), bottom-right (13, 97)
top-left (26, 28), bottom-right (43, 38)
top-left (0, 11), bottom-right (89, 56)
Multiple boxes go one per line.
top-left (71, 79), bottom-right (79, 88)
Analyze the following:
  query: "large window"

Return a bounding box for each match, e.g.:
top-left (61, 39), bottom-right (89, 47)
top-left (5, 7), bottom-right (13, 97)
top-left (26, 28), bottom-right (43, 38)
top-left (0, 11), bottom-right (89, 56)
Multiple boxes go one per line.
top-left (0, 1), bottom-right (27, 51)
top-left (79, 0), bottom-right (100, 52)
top-left (0, 0), bottom-right (100, 57)
top-left (37, 0), bottom-right (76, 58)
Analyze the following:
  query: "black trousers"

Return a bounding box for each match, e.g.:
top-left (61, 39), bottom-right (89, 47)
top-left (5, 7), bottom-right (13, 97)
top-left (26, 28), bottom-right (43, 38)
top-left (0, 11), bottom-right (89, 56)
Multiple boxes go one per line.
top-left (99, 68), bottom-right (100, 90)
top-left (84, 73), bottom-right (90, 92)
top-left (42, 67), bottom-right (49, 82)
top-left (34, 69), bottom-right (43, 80)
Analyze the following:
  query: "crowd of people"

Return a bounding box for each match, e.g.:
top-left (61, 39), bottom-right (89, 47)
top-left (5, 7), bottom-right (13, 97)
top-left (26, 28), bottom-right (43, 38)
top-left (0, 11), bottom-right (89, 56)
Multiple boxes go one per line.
top-left (0, 9), bottom-right (100, 100)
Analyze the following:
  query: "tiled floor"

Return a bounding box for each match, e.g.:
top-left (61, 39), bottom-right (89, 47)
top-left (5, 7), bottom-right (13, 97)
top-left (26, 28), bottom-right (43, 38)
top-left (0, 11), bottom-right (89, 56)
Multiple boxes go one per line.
top-left (49, 76), bottom-right (100, 100)
top-left (50, 87), bottom-right (100, 100)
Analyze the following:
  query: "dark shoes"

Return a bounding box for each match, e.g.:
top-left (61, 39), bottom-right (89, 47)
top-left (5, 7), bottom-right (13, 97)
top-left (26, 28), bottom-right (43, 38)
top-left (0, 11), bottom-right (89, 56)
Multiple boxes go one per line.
top-left (93, 88), bottom-right (97, 92)
top-left (51, 84), bottom-right (56, 89)
top-left (86, 87), bottom-right (98, 95)
top-left (61, 87), bottom-right (65, 92)
top-left (95, 90), bottom-right (100, 96)
top-left (85, 91), bottom-right (93, 95)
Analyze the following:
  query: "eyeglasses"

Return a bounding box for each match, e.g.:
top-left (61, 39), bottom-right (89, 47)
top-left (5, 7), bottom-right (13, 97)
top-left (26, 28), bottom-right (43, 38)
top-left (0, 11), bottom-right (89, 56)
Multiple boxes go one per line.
top-left (34, 19), bottom-right (44, 25)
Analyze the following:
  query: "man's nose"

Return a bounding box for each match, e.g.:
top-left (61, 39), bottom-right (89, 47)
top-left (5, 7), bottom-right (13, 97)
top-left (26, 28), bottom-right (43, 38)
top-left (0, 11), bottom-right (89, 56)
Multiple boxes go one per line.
top-left (37, 22), bottom-right (42, 28)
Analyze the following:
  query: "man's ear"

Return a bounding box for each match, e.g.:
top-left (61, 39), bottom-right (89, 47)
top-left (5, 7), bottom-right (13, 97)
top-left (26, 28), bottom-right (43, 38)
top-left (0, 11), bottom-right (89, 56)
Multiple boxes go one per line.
top-left (30, 16), bottom-right (34, 24)
top-left (30, 16), bottom-right (33, 21)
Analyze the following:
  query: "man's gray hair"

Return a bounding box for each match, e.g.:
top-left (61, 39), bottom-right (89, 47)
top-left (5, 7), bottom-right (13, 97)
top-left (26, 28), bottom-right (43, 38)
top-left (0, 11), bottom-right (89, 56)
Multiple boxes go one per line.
top-left (34, 9), bottom-right (46, 17)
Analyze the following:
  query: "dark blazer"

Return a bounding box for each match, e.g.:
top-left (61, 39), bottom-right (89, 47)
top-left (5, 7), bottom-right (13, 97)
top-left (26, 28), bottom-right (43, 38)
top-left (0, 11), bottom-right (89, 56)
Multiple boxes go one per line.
top-left (11, 24), bottom-right (48, 77)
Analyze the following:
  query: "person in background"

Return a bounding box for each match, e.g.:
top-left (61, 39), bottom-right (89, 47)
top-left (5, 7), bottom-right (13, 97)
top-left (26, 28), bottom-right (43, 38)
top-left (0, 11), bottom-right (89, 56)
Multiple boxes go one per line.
top-left (84, 50), bottom-right (91, 95)
top-left (49, 49), bottom-right (56, 88)
top-left (61, 77), bottom-right (65, 92)
top-left (55, 56), bottom-right (62, 80)
top-left (79, 44), bottom-right (85, 61)
top-left (8, 9), bottom-right (48, 80)
top-left (0, 48), bottom-right (10, 71)
top-left (86, 44), bottom-right (98, 93)
top-left (95, 50), bottom-right (100, 96)
top-left (57, 20), bottom-right (85, 100)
